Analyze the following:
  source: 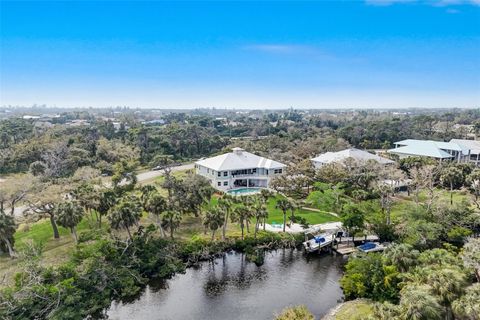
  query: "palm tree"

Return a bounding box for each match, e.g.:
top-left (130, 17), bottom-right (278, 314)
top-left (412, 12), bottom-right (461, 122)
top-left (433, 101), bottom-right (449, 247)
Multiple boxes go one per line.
top-left (232, 205), bottom-right (249, 239)
top-left (218, 196), bottom-right (234, 241)
top-left (108, 195), bottom-right (142, 240)
top-left (384, 243), bottom-right (419, 273)
top-left (473, 120), bottom-right (480, 139)
top-left (400, 284), bottom-right (444, 320)
top-left (202, 207), bottom-right (225, 241)
top-left (276, 198), bottom-right (293, 232)
top-left (163, 209), bottom-right (182, 239)
top-left (259, 188), bottom-right (271, 204)
top-left (289, 200), bottom-right (301, 224)
top-left (140, 184), bottom-right (157, 209)
top-left (0, 211), bottom-right (16, 258)
top-left (261, 206), bottom-right (269, 231)
top-left (371, 302), bottom-right (402, 320)
top-left (73, 182), bottom-right (100, 224)
top-left (54, 201), bottom-right (84, 243)
top-left (145, 192), bottom-right (167, 237)
top-left (239, 196), bottom-right (255, 234)
top-left (252, 199), bottom-right (267, 239)
top-left (97, 188), bottom-right (116, 228)
top-left (461, 238), bottom-right (480, 282)
top-left (452, 283), bottom-right (480, 320)
top-left (440, 166), bottom-right (463, 205)
top-left (425, 267), bottom-right (467, 317)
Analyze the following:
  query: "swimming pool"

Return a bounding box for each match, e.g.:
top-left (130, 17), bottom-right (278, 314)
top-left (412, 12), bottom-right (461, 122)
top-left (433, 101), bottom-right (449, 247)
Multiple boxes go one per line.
top-left (225, 187), bottom-right (262, 195)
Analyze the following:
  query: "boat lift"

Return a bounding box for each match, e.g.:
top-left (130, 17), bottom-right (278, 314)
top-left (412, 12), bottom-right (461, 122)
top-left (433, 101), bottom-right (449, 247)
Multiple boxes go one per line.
top-left (302, 223), bottom-right (340, 253)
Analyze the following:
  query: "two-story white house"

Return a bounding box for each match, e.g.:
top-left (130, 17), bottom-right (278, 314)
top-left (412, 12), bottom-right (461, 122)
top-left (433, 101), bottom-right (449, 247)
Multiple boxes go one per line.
top-left (388, 139), bottom-right (470, 163)
top-left (195, 147), bottom-right (286, 191)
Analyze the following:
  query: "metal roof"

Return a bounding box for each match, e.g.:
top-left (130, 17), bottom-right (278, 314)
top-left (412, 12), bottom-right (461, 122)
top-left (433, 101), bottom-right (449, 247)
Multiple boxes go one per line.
top-left (195, 148), bottom-right (286, 171)
top-left (311, 148), bottom-right (394, 165)
top-left (450, 139), bottom-right (480, 155)
top-left (389, 139), bottom-right (462, 158)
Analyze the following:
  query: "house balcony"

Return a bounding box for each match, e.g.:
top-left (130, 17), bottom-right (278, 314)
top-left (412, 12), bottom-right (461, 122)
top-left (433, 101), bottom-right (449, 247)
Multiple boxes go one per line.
top-left (230, 173), bottom-right (269, 179)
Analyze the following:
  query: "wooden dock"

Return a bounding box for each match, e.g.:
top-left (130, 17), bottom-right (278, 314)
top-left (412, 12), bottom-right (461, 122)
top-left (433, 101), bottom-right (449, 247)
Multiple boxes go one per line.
top-left (336, 235), bottom-right (379, 243)
top-left (333, 243), bottom-right (356, 255)
top-left (330, 235), bottom-right (379, 255)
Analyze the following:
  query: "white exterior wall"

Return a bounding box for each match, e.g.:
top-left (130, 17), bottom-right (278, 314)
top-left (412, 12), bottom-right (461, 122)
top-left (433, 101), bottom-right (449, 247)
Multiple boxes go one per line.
top-left (468, 152), bottom-right (480, 167)
top-left (390, 150), bottom-right (467, 162)
top-left (195, 164), bottom-right (284, 191)
top-left (391, 142), bottom-right (469, 163)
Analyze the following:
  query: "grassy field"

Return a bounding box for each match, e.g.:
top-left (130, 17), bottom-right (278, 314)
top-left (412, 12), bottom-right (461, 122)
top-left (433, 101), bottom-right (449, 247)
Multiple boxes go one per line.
top-left (139, 168), bottom-right (191, 186)
top-left (208, 194), bottom-right (339, 225)
top-left (0, 191), bottom-right (339, 287)
top-left (1, 186), bottom-right (469, 289)
top-left (334, 299), bottom-right (373, 320)
top-left (390, 188), bottom-right (473, 219)
top-left (265, 196), bottom-right (339, 225)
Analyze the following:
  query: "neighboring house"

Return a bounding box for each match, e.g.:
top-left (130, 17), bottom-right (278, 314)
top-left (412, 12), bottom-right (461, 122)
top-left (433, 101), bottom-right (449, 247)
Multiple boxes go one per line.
top-left (450, 139), bottom-right (480, 166)
top-left (142, 119), bottom-right (165, 126)
top-left (311, 148), bottom-right (394, 169)
top-left (195, 147), bottom-right (286, 191)
top-left (388, 139), bottom-right (470, 163)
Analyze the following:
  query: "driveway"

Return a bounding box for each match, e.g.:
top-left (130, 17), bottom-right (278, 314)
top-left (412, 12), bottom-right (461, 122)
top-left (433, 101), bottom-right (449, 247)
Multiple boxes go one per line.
top-left (136, 163), bottom-right (194, 183)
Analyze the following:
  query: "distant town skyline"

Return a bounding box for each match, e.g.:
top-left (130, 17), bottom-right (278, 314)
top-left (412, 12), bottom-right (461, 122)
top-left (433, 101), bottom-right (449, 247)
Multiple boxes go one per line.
top-left (1, 1), bottom-right (479, 108)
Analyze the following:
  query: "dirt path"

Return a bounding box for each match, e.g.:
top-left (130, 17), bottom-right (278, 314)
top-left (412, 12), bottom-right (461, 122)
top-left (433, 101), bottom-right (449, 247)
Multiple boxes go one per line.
top-left (136, 163), bottom-right (194, 183)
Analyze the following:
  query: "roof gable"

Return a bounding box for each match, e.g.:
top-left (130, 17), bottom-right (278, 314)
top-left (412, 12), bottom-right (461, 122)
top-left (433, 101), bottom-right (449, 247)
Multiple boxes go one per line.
top-left (311, 148), bottom-right (394, 165)
top-left (195, 149), bottom-right (286, 171)
top-left (391, 139), bottom-right (469, 158)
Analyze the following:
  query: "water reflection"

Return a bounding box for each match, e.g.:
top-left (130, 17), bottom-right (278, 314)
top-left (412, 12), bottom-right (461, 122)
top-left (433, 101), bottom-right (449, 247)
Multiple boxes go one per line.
top-left (108, 249), bottom-right (344, 320)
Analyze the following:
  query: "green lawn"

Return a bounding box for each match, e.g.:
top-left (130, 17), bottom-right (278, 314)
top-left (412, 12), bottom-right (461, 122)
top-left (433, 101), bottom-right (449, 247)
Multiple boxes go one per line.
top-left (143, 169), bottom-right (191, 186)
top-left (209, 194), bottom-right (339, 225)
top-left (391, 188), bottom-right (474, 220)
top-left (334, 299), bottom-right (373, 320)
top-left (14, 217), bottom-right (95, 251)
top-left (0, 190), bottom-right (332, 288)
top-left (266, 196), bottom-right (339, 225)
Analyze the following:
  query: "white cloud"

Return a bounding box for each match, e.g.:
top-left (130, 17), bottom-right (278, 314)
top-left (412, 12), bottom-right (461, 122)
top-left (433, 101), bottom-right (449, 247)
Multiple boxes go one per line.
top-left (434, 0), bottom-right (480, 6)
top-left (365, 0), bottom-right (480, 6)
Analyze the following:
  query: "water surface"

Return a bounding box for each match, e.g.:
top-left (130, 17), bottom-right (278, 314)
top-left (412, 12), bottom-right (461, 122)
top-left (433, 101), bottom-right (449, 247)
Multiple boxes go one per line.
top-left (108, 249), bottom-right (344, 320)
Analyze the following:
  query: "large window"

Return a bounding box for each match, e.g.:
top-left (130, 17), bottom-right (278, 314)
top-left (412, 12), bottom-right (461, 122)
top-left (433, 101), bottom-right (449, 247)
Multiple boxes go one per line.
top-left (218, 172), bottom-right (221, 177)
top-left (223, 171), bottom-right (228, 176)
top-left (217, 182), bottom-right (221, 186)
top-left (231, 168), bottom-right (257, 176)
top-left (223, 181), bottom-right (228, 186)
top-left (274, 169), bottom-right (283, 174)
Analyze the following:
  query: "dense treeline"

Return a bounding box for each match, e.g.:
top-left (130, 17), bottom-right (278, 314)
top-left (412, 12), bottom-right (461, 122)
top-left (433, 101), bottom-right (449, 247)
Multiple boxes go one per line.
top-left (2, 107), bottom-right (480, 319)
top-left (0, 224), bottom-right (301, 319)
top-left (2, 108), bottom-right (479, 175)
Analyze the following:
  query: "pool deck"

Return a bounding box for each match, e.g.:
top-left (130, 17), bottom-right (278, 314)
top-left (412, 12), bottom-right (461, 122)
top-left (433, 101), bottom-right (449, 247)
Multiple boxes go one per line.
top-left (226, 187), bottom-right (262, 195)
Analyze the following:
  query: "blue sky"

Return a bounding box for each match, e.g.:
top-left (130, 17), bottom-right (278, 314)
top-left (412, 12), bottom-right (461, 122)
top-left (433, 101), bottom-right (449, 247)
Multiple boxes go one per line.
top-left (1, 1), bottom-right (479, 109)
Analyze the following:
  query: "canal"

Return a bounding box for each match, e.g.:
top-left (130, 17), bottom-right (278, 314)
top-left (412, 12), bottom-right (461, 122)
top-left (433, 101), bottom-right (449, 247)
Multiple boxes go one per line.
top-left (108, 249), bottom-right (345, 320)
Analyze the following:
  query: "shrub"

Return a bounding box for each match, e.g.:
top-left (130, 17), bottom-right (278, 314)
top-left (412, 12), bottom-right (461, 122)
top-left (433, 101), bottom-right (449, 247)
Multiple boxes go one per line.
top-left (274, 305), bottom-right (315, 320)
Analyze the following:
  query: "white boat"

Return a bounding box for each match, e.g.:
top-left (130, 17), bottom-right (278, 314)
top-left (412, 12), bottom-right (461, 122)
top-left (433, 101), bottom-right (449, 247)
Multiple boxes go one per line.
top-left (302, 232), bottom-right (334, 253)
top-left (357, 242), bottom-right (387, 253)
